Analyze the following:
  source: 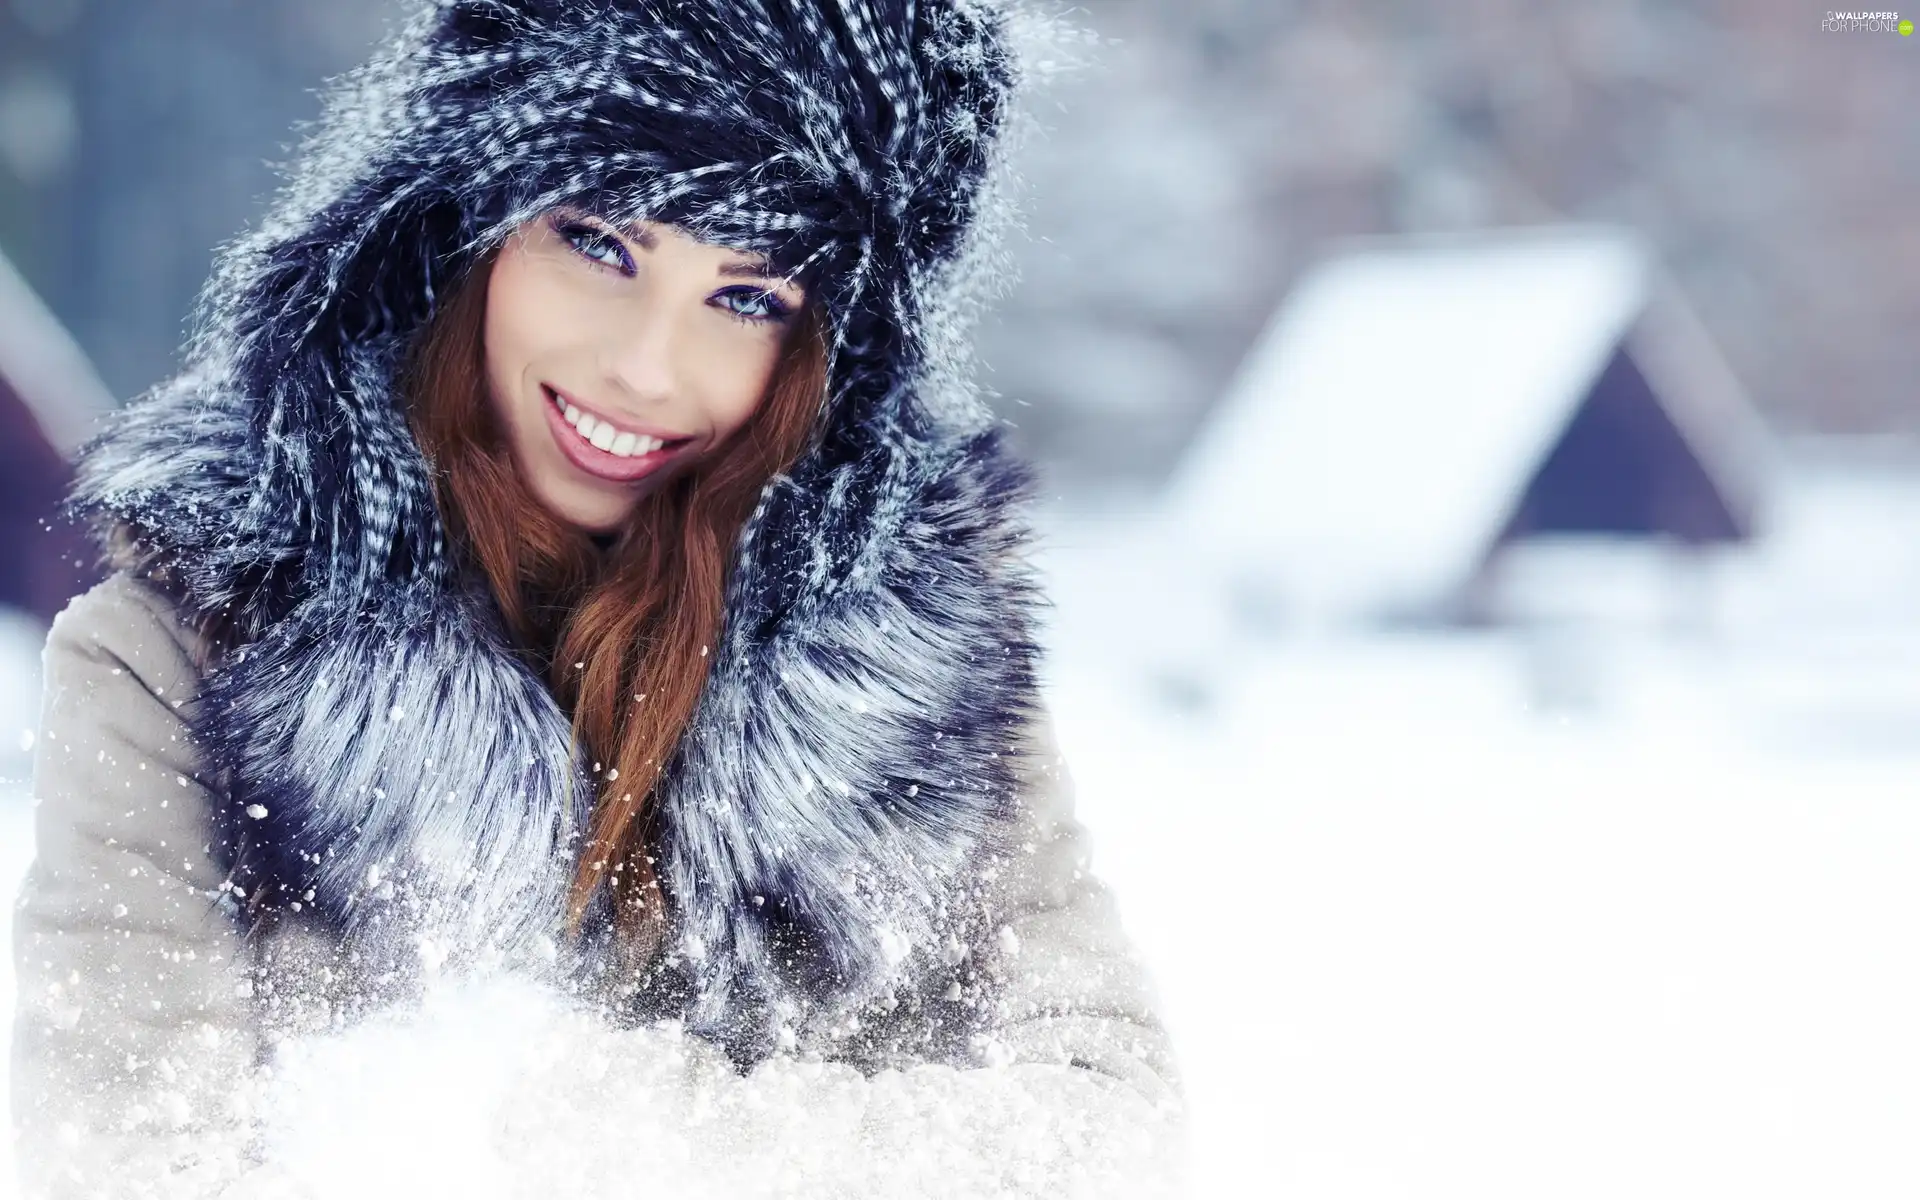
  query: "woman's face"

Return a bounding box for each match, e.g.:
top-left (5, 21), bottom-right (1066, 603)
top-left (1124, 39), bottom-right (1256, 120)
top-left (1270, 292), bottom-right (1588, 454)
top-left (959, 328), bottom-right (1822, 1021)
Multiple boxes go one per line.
top-left (483, 208), bottom-right (807, 534)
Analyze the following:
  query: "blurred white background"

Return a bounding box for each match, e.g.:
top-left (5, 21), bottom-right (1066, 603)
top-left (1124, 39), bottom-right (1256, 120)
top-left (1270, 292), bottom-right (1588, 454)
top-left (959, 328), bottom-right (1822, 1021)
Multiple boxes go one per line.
top-left (1029, 462), bottom-right (1920, 1196)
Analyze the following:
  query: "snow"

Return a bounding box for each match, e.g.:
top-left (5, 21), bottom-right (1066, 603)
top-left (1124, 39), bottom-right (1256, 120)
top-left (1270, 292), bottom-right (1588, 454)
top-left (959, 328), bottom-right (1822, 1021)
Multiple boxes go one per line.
top-left (7, 461), bottom-right (1920, 1196)
top-left (254, 973), bottom-right (1182, 1198)
top-left (1031, 459), bottom-right (1920, 1198)
top-left (1046, 635), bottom-right (1920, 1198)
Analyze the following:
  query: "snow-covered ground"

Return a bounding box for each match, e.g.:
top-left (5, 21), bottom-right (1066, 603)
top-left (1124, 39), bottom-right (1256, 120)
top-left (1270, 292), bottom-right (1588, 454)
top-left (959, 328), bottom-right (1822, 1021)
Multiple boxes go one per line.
top-left (1032, 460), bottom-right (1920, 1199)
top-left (6, 462), bottom-right (1920, 1197)
top-left (1045, 632), bottom-right (1920, 1198)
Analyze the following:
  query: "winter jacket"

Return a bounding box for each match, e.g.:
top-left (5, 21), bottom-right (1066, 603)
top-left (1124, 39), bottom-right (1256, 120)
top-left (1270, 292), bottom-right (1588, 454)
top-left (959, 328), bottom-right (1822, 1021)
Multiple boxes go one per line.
top-left (9, 4), bottom-right (1184, 1193)
top-left (11, 569), bottom-right (1183, 1197)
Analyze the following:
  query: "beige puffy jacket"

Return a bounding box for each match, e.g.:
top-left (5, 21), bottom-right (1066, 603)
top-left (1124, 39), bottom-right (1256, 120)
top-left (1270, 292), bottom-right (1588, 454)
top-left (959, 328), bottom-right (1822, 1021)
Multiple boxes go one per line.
top-left (10, 570), bottom-right (1185, 1198)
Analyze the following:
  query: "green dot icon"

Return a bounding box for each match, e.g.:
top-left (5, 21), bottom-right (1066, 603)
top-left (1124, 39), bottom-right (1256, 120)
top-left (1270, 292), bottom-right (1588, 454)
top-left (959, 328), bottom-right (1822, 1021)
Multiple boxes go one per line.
top-left (1903, 18), bottom-right (1916, 34)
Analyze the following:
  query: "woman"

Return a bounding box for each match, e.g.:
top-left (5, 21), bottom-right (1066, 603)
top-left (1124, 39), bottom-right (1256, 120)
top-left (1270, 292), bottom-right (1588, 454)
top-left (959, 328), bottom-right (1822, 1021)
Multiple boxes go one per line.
top-left (10, 1), bottom-right (1183, 1196)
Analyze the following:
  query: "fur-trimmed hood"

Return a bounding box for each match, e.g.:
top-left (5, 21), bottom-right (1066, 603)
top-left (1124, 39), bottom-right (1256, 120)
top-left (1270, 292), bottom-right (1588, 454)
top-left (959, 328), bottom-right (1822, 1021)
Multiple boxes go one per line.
top-left (61, 0), bottom-right (1051, 1066)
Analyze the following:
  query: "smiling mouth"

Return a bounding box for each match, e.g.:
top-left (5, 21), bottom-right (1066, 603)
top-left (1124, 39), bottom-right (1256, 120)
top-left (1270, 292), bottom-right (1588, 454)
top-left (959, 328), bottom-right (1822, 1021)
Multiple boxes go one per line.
top-left (543, 385), bottom-right (694, 458)
top-left (541, 385), bottom-right (696, 484)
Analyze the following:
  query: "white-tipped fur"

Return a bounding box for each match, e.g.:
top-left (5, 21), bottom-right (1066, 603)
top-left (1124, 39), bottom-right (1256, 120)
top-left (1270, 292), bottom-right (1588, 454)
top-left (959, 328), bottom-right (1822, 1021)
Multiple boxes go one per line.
top-left (64, 0), bottom-right (1058, 1066)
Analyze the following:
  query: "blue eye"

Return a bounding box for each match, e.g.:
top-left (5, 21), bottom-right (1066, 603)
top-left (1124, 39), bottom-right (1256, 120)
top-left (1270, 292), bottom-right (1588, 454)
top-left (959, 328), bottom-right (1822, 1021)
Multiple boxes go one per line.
top-left (553, 217), bottom-right (634, 275)
top-left (716, 286), bottom-right (793, 325)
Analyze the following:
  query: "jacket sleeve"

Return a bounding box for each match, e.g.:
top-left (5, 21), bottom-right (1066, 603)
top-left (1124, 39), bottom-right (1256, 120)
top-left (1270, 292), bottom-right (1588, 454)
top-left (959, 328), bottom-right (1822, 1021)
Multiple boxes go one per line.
top-left (962, 702), bottom-right (1183, 1108)
top-left (8, 573), bottom-right (286, 1199)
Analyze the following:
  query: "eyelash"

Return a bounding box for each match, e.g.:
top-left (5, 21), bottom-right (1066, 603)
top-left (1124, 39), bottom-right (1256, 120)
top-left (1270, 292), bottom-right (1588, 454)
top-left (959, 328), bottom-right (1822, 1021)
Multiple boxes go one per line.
top-left (550, 216), bottom-right (794, 327)
top-left (554, 217), bottom-right (633, 274)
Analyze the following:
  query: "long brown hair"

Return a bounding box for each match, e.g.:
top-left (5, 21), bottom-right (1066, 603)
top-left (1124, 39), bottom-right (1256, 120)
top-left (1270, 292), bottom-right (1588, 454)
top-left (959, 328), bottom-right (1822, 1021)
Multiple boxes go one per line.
top-left (403, 242), bottom-right (830, 965)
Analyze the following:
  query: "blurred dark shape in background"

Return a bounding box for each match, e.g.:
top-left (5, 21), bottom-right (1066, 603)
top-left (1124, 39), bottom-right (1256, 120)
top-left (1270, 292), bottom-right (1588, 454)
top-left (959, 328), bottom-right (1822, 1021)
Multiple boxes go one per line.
top-left (0, 247), bottom-right (108, 621)
top-left (1161, 224), bottom-right (1771, 630)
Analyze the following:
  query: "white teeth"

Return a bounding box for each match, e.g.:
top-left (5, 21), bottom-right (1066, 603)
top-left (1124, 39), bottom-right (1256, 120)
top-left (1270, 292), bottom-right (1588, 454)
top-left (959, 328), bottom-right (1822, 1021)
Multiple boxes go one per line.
top-left (552, 390), bottom-right (674, 456)
top-left (606, 434), bottom-right (664, 458)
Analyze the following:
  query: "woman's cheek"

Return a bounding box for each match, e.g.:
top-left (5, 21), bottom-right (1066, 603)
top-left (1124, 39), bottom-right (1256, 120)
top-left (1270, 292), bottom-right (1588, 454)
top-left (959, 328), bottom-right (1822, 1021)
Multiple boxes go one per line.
top-left (720, 339), bottom-right (785, 437)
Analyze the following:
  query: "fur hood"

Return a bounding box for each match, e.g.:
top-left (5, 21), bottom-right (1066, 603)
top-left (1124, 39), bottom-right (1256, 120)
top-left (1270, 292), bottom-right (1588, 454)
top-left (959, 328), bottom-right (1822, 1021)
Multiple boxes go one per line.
top-left (61, 0), bottom-right (1051, 1065)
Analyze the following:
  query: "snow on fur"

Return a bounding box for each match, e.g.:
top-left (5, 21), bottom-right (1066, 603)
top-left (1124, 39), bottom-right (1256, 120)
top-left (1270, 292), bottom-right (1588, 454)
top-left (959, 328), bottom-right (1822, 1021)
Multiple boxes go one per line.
top-left (61, 0), bottom-right (1066, 1066)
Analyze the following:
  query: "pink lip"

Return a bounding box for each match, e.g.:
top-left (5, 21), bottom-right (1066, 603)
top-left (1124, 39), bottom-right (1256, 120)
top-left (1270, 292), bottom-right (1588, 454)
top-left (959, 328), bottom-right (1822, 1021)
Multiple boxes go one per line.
top-left (541, 385), bottom-right (694, 485)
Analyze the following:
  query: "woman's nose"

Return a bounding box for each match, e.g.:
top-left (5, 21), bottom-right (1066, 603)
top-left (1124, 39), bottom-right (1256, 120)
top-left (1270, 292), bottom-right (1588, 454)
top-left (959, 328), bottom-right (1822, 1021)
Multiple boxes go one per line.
top-left (599, 297), bottom-right (686, 409)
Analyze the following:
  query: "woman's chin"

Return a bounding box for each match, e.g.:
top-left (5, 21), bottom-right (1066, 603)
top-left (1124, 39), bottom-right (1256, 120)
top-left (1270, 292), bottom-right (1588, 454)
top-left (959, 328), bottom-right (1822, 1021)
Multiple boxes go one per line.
top-left (530, 475), bottom-right (638, 538)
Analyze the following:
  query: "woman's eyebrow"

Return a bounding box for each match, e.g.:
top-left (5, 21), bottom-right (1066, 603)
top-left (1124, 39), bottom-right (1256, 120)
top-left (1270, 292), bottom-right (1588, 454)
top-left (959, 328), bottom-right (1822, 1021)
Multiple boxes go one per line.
top-left (601, 215), bottom-right (792, 287)
top-left (716, 256), bottom-right (781, 280)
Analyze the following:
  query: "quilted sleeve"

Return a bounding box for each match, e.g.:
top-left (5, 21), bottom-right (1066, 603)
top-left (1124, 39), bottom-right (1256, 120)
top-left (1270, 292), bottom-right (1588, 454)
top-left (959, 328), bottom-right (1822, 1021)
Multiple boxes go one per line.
top-left (957, 703), bottom-right (1184, 1107)
top-left (8, 572), bottom-right (280, 1199)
